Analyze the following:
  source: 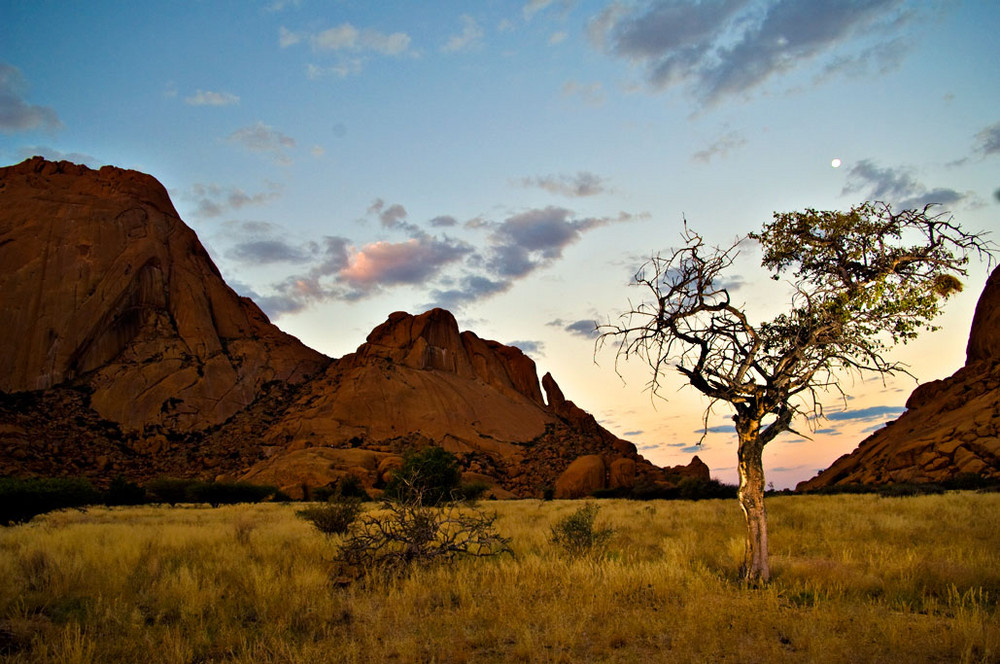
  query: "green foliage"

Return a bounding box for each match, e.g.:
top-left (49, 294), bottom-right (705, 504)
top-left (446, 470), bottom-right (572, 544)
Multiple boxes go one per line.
top-left (297, 496), bottom-right (363, 535)
top-left (549, 503), bottom-right (614, 557)
top-left (146, 477), bottom-right (199, 505)
top-left (104, 476), bottom-right (147, 506)
top-left (185, 481), bottom-right (277, 507)
top-left (146, 478), bottom-right (276, 506)
top-left (0, 476), bottom-right (101, 525)
top-left (384, 446), bottom-right (462, 505)
top-left (458, 480), bottom-right (490, 502)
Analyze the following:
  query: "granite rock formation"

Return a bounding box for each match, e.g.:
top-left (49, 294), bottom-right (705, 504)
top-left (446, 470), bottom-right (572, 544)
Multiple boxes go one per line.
top-left (0, 157), bottom-right (707, 498)
top-left (0, 157), bottom-right (328, 432)
top-left (797, 266), bottom-right (1000, 490)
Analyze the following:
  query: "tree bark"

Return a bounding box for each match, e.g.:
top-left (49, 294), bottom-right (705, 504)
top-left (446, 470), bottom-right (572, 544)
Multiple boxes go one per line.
top-left (736, 419), bottom-right (769, 584)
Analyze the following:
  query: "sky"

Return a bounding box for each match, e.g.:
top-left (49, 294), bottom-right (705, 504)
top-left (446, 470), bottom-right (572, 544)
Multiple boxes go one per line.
top-left (2, 0), bottom-right (998, 489)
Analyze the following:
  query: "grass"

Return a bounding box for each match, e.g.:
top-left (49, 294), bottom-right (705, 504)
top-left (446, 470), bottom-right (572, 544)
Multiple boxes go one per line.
top-left (0, 493), bottom-right (998, 662)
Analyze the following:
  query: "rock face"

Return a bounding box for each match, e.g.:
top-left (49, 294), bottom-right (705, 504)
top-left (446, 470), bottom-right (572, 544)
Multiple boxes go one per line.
top-left (0, 157), bottom-right (707, 497)
top-left (797, 267), bottom-right (1000, 490)
top-left (0, 157), bottom-right (328, 432)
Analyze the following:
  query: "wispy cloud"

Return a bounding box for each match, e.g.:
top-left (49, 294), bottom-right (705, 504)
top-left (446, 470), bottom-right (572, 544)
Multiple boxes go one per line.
top-left (843, 159), bottom-right (970, 210)
top-left (692, 130), bottom-right (747, 163)
top-left (518, 171), bottom-right (610, 197)
top-left (824, 405), bottom-right (904, 422)
top-left (0, 63), bottom-right (62, 133)
top-left (226, 122), bottom-right (296, 165)
top-left (548, 318), bottom-right (599, 339)
top-left (562, 80), bottom-right (605, 106)
top-left (185, 89), bottom-right (240, 106)
top-left (974, 120), bottom-right (1000, 157)
top-left (442, 15), bottom-right (484, 53)
top-left (184, 181), bottom-right (282, 217)
top-left (588, 0), bottom-right (928, 105)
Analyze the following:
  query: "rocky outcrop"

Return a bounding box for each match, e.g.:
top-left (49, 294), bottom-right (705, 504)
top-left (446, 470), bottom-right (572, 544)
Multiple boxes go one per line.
top-left (0, 157), bottom-right (705, 497)
top-left (797, 267), bottom-right (1000, 490)
top-left (0, 157), bottom-right (328, 432)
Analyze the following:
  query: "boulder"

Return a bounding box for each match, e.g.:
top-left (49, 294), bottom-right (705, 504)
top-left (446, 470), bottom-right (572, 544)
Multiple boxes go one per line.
top-left (554, 455), bottom-right (607, 498)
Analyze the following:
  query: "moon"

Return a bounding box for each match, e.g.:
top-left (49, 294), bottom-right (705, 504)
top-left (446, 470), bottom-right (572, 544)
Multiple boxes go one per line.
top-left (831, 158), bottom-right (842, 168)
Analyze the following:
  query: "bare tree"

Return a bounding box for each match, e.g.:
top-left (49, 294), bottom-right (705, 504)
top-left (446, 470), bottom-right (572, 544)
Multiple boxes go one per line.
top-left (599, 202), bottom-right (992, 583)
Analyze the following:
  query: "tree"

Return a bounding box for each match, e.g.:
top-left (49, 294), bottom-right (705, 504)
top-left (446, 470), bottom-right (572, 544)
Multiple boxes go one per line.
top-left (384, 446), bottom-right (462, 506)
top-left (599, 202), bottom-right (992, 583)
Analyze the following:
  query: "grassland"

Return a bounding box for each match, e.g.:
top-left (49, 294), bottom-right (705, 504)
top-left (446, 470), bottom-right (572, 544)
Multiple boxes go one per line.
top-left (1, 493), bottom-right (998, 663)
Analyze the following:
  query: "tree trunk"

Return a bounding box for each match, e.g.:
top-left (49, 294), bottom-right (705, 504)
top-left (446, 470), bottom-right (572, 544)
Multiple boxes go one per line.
top-left (736, 419), bottom-right (769, 584)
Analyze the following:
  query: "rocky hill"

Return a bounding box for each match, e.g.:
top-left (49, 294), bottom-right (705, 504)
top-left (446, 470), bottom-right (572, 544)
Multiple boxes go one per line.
top-left (0, 157), bottom-right (707, 498)
top-left (797, 266), bottom-right (1000, 490)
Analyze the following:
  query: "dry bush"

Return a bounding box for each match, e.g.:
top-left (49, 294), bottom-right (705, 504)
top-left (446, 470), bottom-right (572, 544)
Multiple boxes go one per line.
top-left (337, 486), bottom-right (511, 577)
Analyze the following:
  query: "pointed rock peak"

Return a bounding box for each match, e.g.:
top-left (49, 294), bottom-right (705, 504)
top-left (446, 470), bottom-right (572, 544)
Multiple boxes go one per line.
top-left (541, 372), bottom-right (565, 409)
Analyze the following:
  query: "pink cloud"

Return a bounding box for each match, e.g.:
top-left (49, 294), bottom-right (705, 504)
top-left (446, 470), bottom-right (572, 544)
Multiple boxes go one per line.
top-left (339, 237), bottom-right (469, 288)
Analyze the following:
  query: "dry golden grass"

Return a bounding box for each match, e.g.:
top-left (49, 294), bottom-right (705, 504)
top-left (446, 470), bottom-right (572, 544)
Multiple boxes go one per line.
top-left (1, 493), bottom-right (998, 663)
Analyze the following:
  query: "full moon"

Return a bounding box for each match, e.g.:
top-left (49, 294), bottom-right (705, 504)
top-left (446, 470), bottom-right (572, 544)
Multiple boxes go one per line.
top-left (831, 158), bottom-right (842, 168)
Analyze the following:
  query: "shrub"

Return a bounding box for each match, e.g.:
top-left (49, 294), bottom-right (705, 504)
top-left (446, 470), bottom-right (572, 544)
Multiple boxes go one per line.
top-left (550, 503), bottom-right (614, 557)
top-left (458, 480), bottom-right (490, 502)
top-left (337, 482), bottom-right (511, 577)
top-left (185, 481), bottom-right (277, 507)
top-left (384, 446), bottom-right (462, 505)
top-left (0, 477), bottom-right (101, 525)
top-left (104, 475), bottom-right (147, 506)
top-left (298, 496), bottom-right (363, 535)
top-left (146, 477), bottom-right (200, 505)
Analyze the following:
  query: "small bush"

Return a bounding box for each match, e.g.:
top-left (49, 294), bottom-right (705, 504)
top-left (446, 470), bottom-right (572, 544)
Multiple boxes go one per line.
top-left (550, 503), bottom-right (614, 557)
top-left (104, 476), bottom-right (147, 506)
top-left (146, 477), bottom-right (200, 505)
top-left (0, 477), bottom-right (101, 525)
top-left (185, 481), bottom-right (277, 507)
top-left (458, 480), bottom-right (490, 502)
top-left (337, 482), bottom-right (511, 577)
top-left (384, 446), bottom-right (462, 505)
top-left (298, 496), bottom-right (363, 535)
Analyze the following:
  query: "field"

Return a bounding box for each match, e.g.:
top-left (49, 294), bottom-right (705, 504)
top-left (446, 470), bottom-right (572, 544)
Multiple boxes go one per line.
top-left (1, 493), bottom-right (998, 663)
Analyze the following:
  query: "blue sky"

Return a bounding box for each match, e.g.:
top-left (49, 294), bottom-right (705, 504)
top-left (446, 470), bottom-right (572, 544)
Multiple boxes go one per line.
top-left (3, 0), bottom-right (998, 488)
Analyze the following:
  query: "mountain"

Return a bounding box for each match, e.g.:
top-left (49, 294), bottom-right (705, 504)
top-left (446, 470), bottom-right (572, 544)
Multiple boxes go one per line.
top-left (797, 266), bottom-right (1000, 490)
top-left (0, 157), bottom-right (706, 497)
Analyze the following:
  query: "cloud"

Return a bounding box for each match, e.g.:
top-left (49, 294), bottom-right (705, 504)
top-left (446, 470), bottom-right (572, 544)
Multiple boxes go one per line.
top-left (679, 445), bottom-right (703, 454)
top-left (509, 340), bottom-right (545, 355)
top-left (185, 182), bottom-right (282, 217)
top-left (227, 239), bottom-right (312, 264)
top-left (549, 318), bottom-right (599, 338)
top-left (974, 120), bottom-right (1000, 157)
top-left (368, 198), bottom-right (410, 229)
top-left (185, 90), bottom-right (240, 106)
top-left (0, 63), bottom-right (62, 133)
top-left (442, 15), bottom-right (484, 53)
top-left (562, 80), bottom-right (605, 106)
top-left (624, 430), bottom-right (644, 436)
top-left (549, 31), bottom-right (569, 45)
top-left (429, 215), bottom-right (458, 227)
top-left (842, 159), bottom-right (969, 209)
top-left (824, 405), bottom-right (904, 422)
top-left (487, 206), bottom-right (615, 277)
top-left (589, 0), bottom-right (924, 105)
top-left (227, 122), bottom-right (296, 164)
top-left (426, 275), bottom-right (511, 310)
top-left (692, 130), bottom-right (747, 163)
top-left (518, 171), bottom-right (610, 197)
top-left (700, 425), bottom-right (736, 434)
top-left (339, 236), bottom-right (472, 290)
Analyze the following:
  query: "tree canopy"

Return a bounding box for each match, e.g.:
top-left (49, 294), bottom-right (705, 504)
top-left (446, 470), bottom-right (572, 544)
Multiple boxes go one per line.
top-left (600, 201), bottom-right (993, 582)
